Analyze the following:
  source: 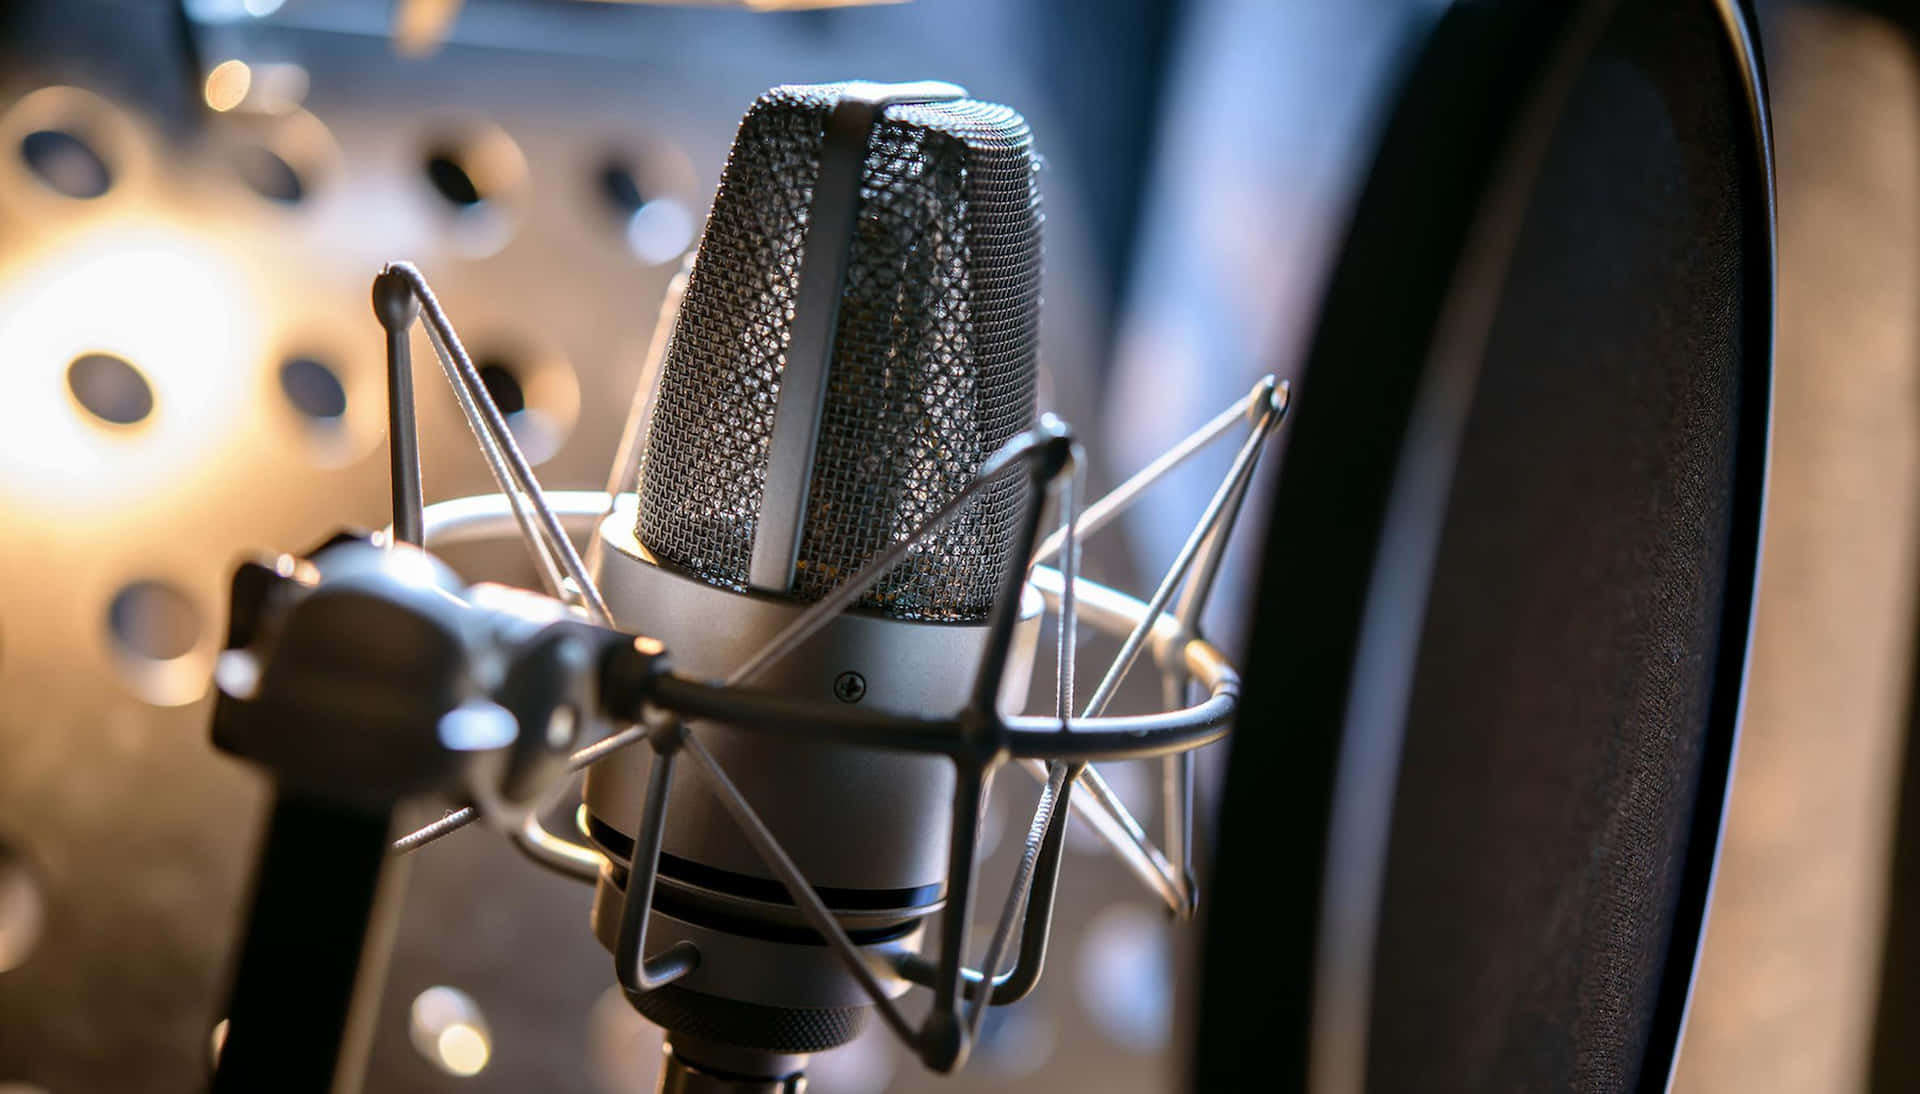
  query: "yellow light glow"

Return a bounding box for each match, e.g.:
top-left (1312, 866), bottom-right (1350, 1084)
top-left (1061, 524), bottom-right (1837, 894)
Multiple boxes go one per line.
top-left (0, 220), bottom-right (265, 515)
top-left (436, 1023), bottom-right (490, 1077)
top-left (204, 60), bottom-right (252, 113)
top-left (393, 0), bottom-right (464, 57)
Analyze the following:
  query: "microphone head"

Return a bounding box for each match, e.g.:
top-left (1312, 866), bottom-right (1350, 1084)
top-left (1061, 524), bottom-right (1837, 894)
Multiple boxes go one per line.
top-left (635, 82), bottom-right (1041, 621)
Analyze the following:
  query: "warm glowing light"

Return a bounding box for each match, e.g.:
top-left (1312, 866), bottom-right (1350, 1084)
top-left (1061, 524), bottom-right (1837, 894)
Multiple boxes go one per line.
top-left (410, 986), bottom-right (492, 1078)
top-left (393, 0), bottom-right (464, 57)
top-left (435, 1024), bottom-right (490, 1077)
top-left (203, 60), bottom-right (253, 113)
top-left (0, 221), bottom-right (265, 514)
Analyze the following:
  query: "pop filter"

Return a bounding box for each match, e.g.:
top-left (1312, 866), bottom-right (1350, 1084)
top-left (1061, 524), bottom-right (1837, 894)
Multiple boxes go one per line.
top-left (1198, 1), bottom-right (1773, 1091)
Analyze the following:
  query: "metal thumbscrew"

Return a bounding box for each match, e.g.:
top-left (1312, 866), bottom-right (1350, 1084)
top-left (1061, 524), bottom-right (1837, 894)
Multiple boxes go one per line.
top-left (832, 671), bottom-right (866, 704)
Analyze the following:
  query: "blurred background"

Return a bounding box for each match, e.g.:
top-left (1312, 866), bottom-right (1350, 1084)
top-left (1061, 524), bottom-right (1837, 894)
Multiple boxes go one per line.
top-left (0, 0), bottom-right (1915, 1091)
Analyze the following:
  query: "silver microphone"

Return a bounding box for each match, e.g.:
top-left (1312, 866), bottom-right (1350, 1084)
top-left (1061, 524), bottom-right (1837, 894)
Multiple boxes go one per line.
top-left (582, 81), bottom-right (1044, 1086)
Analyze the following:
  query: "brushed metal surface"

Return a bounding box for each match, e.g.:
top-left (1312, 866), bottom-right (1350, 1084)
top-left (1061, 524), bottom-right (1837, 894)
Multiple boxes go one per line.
top-left (588, 512), bottom-right (1030, 893)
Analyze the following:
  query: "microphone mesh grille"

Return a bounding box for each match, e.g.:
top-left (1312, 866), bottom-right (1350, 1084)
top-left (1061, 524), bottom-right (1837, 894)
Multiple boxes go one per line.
top-left (636, 85), bottom-right (1040, 621)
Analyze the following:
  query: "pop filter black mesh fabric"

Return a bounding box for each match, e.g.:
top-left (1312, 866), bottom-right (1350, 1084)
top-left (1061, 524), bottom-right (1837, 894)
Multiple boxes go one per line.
top-left (1197, 1), bottom-right (1769, 1091)
top-left (1364, 4), bottom-right (1749, 1089)
top-left (636, 85), bottom-right (1040, 621)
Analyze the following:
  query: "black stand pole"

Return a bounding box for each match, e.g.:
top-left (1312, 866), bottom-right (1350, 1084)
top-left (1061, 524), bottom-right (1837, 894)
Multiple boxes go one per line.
top-left (212, 794), bottom-right (408, 1094)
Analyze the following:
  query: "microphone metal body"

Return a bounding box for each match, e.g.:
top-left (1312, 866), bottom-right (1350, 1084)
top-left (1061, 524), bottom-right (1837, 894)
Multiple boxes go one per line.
top-left (582, 81), bottom-right (1044, 1077)
top-left (588, 512), bottom-right (1039, 1021)
top-left (203, 70), bottom-right (1273, 1092)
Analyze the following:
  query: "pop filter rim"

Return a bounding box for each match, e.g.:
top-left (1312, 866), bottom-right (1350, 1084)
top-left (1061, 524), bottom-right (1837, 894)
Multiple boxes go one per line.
top-left (1195, 1), bottom-right (1774, 1090)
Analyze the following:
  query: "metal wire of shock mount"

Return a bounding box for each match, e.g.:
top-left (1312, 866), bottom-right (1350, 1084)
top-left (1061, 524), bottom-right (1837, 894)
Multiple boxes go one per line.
top-left (371, 264), bottom-right (1290, 1072)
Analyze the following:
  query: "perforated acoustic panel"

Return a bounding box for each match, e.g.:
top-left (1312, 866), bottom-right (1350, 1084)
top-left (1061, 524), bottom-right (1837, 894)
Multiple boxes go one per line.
top-left (1199, 1), bottom-right (1772, 1092)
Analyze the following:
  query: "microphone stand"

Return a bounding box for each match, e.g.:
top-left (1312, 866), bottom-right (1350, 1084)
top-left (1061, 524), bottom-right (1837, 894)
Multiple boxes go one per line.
top-left (205, 540), bottom-right (650, 1093)
top-left (199, 259), bottom-right (1276, 1093)
top-left (210, 792), bottom-right (406, 1093)
top-left (211, 268), bottom-right (654, 1093)
top-left (205, 548), bottom-right (445, 1094)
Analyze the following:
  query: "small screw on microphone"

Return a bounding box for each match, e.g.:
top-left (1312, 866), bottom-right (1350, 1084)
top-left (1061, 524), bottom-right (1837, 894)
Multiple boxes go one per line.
top-left (832, 672), bottom-right (866, 704)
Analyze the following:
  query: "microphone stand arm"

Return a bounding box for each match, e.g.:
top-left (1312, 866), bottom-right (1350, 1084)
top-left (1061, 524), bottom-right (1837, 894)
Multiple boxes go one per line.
top-left (206, 535), bottom-right (661, 1094)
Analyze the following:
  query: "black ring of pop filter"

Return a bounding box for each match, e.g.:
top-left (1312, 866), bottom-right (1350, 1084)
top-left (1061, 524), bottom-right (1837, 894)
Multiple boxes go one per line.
top-left (1198, 2), bottom-right (1773, 1091)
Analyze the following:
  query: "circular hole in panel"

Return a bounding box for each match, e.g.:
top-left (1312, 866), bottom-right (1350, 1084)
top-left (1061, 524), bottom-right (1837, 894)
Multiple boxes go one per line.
top-left (0, 842), bottom-right (46, 973)
top-left (279, 356), bottom-right (347, 420)
top-left (67, 352), bottom-right (154, 426)
top-left (20, 127), bottom-right (111, 198)
top-left (426, 149), bottom-right (483, 207)
top-left (420, 125), bottom-right (527, 257)
top-left (109, 581), bottom-right (201, 662)
top-left (107, 578), bottom-right (210, 706)
top-left (273, 336), bottom-right (380, 470)
top-left (220, 108), bottom-right (336, 207)
top-left (410, 986), bottom-right (492, 1078)
top-left (232, 144), bottom-right (303, 203)
top-left (477, 358), bottom-right (526, 416)
top-left (599, 160), bottom-right (647, 214)
top-left (1, 87), bottom-right (143, 207)
top-left (470, 347), bottom-right (577, 465)
top-left (596, 150), bottom-right (697, 265)
top-left (1075, 903), bottom-right (1173, 1052)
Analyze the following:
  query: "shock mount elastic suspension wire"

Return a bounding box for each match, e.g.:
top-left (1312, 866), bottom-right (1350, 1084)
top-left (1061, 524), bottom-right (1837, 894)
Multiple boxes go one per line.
top-left (373, 265), bottom-right (1291, 1065)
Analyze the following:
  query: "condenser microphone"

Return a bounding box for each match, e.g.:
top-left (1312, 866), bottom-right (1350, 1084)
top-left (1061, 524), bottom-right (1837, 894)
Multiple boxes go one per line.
top-left (581, 81), bottom-right (1043, 1088)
